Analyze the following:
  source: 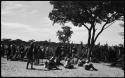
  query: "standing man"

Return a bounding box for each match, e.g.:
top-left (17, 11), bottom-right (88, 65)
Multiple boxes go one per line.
top-left (34, 44), bottom-right (39, 65)
top-left (72, 46), bottom-right (77, 58)
top-left (20, 45), bottom-right (25, 61)
top-left (55, 45), bottom-right (62, 65)
top-left (26, 42), bottom-right (34, 69)
top-left (11, 44), bottom-right (16, 60)
top-left (1, 44), bottom-right (5, 57)
top-left (7, 44), bottom-right (12, 60)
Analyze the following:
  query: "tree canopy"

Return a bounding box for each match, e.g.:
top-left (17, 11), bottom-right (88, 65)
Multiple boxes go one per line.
top-left (57, 26), bottom-right (73, 43)
top-left (49, 1), bottom-right (124, 26)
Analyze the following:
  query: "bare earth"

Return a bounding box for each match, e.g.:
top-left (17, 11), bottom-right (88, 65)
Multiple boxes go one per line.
top-left (1, 57), bottom-right (124, 77)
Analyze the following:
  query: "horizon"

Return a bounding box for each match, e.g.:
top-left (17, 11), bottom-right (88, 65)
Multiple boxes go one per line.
top-left (1, 38), bottom-right (122, 46)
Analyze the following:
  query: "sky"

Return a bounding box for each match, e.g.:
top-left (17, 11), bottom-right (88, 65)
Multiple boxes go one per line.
top-left (1, 1), bottom-right (124, 46)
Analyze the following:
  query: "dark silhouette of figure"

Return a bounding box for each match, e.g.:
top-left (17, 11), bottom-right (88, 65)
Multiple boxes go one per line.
top-left (1, 44), bottom-right (5, 57)
top-left (26, 42), bottom-right (34, 69)
top-left (78, 58), bottom-right (86, 67)
top-left (7, 44), bottom-right (13, 60)
top-left (11, 44), bottom-right (17, 60)
top-left (84, 60), bottom-right (98, 71)
top-left (39, 46), bottom-right (45, 63)
top-left (37, 45), bottom-right (41, 64)
top-left (34, 45), bottom-right (40, 65)
top-left (45, 56), bottom-right (59, 70)
top-left (55, 46), bottom-right (61, 57)
top-left (64, 57), bottom-right (74, 69)
top-left (71, 46), bottom-right (77, 58)
top-left (19, 45), bottom-right (25, 61)
top-left (55, 46), bottom-right (62, 65)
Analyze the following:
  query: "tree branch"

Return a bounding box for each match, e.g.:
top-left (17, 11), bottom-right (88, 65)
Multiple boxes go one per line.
top-left (104, 20), bottom-right (116, 30)
top-left (83, 23), bottom-right (89, 30)
top-left (93, 12), bottom-right (118, 43)
top-left (94, 21), bottom-right (108, 43)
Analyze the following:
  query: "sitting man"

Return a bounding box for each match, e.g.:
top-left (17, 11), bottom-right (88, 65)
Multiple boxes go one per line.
top-left (78, 58), bottom-right (86, 67)
top-left (64, 58), bottom-right (74, 69)
top-left (84, 60), bottom-right (98, 71)
top-left (55, 56), bottom-right (63, 66)
top-left (45, 56), bottom-right (59, 70)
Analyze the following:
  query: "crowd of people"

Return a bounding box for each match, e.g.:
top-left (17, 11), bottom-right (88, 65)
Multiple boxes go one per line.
top-left (1, 41), bottom-right (124, 70)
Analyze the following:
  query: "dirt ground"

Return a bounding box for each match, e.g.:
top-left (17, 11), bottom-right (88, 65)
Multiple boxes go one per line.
top-left (1, 57), bottom-right (124, 77)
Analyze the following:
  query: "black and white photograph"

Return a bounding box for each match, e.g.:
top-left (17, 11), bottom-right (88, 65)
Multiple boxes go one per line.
top-left (1, 1), bottom-right (124, 77)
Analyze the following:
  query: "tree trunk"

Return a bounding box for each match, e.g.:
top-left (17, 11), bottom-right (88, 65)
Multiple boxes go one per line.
top-left (87, 40), bottom-right (95, 62)
top-left (87, 45), bottom-right (92, 61)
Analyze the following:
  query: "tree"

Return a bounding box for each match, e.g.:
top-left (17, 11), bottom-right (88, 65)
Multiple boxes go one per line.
top-left (49, 1), bottom-right (124, 61)
top-left (12, 39), bottom-right (25, 45)
top-left (1, 38), bottom-right (12, 44)
top-left (57, 26), bottom-right (73, 43)
top-left (28, 39), bottom-right (35, 44)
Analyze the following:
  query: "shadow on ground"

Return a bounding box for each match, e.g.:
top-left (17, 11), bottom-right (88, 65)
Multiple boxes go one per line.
top-left (104, 62), bottom-right (124, 70)
top-left (27, 67), bottom-right (62, 71)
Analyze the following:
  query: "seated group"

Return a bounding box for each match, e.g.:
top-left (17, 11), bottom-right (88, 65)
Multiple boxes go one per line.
top-left (44, 56), bottom-right (98, 71)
